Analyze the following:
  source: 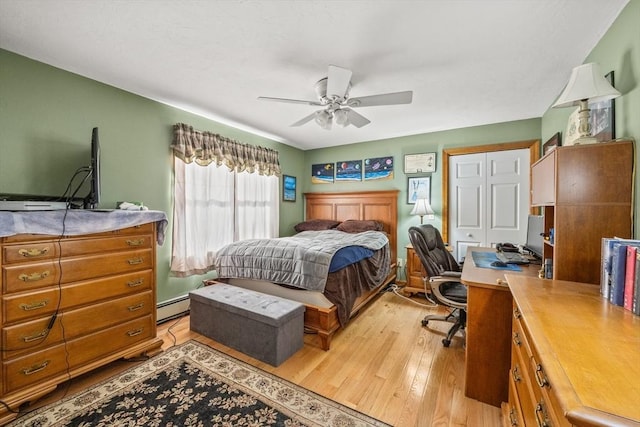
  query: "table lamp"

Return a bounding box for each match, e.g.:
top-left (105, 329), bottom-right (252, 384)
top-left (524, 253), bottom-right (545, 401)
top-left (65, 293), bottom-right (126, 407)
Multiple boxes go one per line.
top-left (552, 62), bottom-right (620, 144)
top-left (410, 198), bottom-right (434, 224)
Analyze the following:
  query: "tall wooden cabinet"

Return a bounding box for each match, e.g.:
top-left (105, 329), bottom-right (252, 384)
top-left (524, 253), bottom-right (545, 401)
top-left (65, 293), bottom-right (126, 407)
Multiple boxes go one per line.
top-left (0, 222), bottom-right (163, 425)
top-left (530, 140), bottom-right (633, 284)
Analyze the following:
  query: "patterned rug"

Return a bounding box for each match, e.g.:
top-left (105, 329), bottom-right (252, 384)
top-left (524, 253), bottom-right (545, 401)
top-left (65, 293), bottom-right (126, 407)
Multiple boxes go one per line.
top-left (10, 341), bottom-right (389, 427)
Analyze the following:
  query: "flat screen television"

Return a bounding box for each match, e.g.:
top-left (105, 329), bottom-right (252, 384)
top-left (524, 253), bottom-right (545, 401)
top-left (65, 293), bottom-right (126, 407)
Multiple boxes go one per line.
top-left (83, 127), bottom-right (101, 209)
top-left (524, 214), bottom-right (544, 259)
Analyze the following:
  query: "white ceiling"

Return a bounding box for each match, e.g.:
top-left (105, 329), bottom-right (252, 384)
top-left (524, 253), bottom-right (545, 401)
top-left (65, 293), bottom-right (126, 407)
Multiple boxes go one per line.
top-left (0, 0), bottom-right (629, 151)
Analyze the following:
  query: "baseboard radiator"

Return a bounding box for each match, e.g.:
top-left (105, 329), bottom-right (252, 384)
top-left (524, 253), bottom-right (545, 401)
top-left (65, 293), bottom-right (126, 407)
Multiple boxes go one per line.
top-left (157, 294), bottom-right (190, 324)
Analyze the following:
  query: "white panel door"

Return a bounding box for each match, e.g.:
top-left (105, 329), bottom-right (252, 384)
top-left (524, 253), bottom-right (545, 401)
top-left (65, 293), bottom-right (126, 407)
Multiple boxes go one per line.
top-left (449, 149), bottom-right (530, 262)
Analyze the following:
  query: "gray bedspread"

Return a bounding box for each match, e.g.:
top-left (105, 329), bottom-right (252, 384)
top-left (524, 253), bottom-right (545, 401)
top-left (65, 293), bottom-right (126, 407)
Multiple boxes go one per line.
top-left (215, 230), bottom-right (389, 292)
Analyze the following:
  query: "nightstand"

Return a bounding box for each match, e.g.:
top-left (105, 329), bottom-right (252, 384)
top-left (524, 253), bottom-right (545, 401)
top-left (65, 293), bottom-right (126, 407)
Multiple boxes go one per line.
top-left (404, 244), bottom-right (427, 295)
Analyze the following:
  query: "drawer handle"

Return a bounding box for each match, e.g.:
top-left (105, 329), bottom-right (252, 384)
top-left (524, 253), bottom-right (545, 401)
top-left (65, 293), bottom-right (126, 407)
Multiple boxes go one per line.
top-left (127, 328), bottom-right (144, 337)
top-left (22, 329), bottom-right (49, 343)
top-left (513, 307), bottom-right (521, 319)
top-left (512, 365), bottom-right (521, 383)
top-left (128, 303), bottom-right (144, 311)
top-left (512, 332), bottom-right (521, 346)
top-left (19, 299), bottom-right (49, 311)
top-left (534, 363), bottom-right (549, 388)
top-left (126, 238), bottom-right (145, 246)
top-left (535, 402), bottom-right (550, 427)
top-left (127, 257), bottom-right (144, 265)
top-left (21, 360), bottom-right (50, 376)
top-left (127, 278), bottom-right (144, 287)
top-left (18, 271), bottom-right (50, 282)
top-left (509, 408), bottom-right (519, 426)
top-left (18, 248), bottom-right (49, 257)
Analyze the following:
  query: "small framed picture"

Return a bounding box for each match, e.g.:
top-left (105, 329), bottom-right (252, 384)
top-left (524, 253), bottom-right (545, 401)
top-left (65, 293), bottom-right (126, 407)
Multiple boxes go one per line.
top-left (590, 71), bottom-right (615, 142)
top-left (283, 175), bottom-right (296, 202)
top-left (407, 176), bottom-right (431, 204)
top-left (404, 152), bottom-right (436, 174)
top-left (543, 132), bottom-right (561, 154)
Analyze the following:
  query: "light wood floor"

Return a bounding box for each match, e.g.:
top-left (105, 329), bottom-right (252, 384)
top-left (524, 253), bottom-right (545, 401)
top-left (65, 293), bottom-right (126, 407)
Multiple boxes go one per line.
top-left (14, 290), bottom-right (502, 426)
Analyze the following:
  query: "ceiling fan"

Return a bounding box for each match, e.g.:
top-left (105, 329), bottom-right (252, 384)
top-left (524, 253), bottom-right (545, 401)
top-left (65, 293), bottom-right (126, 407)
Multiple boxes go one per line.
top-left (258, 65), bottom-right (413, 130)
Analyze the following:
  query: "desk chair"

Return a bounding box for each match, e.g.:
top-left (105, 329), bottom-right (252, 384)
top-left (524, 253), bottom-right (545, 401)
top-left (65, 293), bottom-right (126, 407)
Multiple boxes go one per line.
top-left (408, 224), bottom-right (467, 347)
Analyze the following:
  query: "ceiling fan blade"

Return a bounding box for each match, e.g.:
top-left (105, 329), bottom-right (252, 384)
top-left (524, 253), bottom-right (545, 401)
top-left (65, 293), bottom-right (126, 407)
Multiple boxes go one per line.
top-left (258, 96), bottom-right (323, 106)
top-left (290, 111), bottom-right (317, 127)
top-left (347, 90), bottom-right (413, 107)
top-left (344, 108), bottom-right (371, 128)
top-left (326, 65), bottom-right (353, 99)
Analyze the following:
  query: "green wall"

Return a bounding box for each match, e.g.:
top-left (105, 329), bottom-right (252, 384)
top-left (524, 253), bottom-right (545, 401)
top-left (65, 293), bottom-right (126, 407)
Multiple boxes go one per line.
top-left (541, 0), bottom-right (640, 234)
top-left (1, 0), bottom-right (637, 302)
top-left (0, 49), bottom-right (306, 303)
top-left (304, 119), bottom-right (541, 259)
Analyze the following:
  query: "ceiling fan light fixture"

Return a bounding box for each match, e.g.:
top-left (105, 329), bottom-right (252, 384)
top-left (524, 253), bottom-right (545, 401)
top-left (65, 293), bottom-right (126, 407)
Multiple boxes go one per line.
top-left (314, 110), bottom-right (333, 130)
top-left (334, 108), bottom-right (350, 127)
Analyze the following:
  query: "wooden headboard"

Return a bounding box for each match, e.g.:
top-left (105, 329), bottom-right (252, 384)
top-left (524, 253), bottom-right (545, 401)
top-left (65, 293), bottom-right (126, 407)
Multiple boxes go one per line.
top-left (304, 190), bottom-right (399, 263)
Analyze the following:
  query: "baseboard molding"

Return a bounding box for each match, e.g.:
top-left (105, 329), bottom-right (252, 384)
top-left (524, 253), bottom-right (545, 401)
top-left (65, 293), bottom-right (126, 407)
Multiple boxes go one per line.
top-left (157, 294), bottom-right (190, 324)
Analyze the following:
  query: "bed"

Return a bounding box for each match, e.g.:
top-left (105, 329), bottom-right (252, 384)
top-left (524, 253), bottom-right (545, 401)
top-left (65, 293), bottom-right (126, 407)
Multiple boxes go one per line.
top-left (212, 190), bottom-right (398, 350)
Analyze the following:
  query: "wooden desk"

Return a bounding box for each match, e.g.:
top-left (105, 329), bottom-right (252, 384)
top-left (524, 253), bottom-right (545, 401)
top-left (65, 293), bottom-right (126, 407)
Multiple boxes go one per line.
top-left (461, 247), bottom-right (540, 407)
top-left (505, 275), bottom-right (639, 426)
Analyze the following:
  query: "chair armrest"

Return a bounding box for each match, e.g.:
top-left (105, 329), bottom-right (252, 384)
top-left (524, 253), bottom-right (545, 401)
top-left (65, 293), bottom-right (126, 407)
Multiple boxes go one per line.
top-left (441, 271), bottom-right (462, 278)
top-left (428, 276), bottom-right (467, 310)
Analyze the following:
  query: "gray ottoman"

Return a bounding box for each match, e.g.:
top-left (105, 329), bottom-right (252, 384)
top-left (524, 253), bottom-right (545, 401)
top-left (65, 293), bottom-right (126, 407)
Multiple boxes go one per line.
top-left (189, 283), bottom-right (305, 366)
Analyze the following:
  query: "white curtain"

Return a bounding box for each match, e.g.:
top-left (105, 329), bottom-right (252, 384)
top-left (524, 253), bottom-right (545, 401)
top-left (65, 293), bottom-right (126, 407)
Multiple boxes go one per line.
top-left (170, 123), bottom-right (280, 277)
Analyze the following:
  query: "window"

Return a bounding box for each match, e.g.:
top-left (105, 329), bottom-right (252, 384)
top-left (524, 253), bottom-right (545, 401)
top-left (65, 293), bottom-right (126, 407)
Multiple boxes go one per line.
top-left (170, 123), bottom-right (280, 277)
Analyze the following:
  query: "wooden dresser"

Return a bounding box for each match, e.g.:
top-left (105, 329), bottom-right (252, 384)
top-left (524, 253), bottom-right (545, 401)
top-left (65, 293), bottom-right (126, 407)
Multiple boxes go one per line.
top-left (503, 275), bottom-right (640, 427)
top-left (0, 222), bottom-right (163, 424)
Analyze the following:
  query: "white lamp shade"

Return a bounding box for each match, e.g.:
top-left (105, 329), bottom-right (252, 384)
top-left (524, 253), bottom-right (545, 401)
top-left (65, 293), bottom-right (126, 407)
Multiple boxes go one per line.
top-left (552, 62), bottom-right (620, 108)
top-left (411, 198), bottom-right (434, 219)
top-left (334, 108), bottom-right (349, 127)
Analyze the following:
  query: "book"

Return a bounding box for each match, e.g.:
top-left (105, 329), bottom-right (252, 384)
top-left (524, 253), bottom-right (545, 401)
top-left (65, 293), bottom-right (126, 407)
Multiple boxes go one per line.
top-left (624, 246), bottom-right (637, 311)
top-left (609, 243), bottom-right (627, 306)
top-left (634, 252), bottom-right (640, 315)
top-left (601, 238), bottom-right (618, 298)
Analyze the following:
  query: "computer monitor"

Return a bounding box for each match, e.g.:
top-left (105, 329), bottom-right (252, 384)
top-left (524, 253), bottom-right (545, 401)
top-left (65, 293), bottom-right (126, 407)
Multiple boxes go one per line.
top-left (524, 214), bottom-right (544, 259)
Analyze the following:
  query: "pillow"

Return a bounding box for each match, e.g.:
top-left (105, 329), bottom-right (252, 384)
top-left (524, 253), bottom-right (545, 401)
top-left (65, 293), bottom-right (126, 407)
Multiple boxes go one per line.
top-left (336, 219), bottom-right (384, 233)
top-left (294, 219), bottom-right (341, 232)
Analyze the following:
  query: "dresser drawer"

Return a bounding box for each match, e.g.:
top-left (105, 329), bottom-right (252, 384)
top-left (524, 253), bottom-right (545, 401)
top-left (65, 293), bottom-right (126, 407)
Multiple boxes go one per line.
top-left (3, 249), bottom-right (153, 293)
top-left (505, 369), bottom-right (526, 427)
top-left (2, 343), bottom-right (70, 394)
top-left (2, 315), bottom-right (154, 395)
top-left (2, 233), bottom-right (153, 264)
top-left (2, 291), bottom-right (153, 359)
top-left (3, 270), bottom-right (153, 324)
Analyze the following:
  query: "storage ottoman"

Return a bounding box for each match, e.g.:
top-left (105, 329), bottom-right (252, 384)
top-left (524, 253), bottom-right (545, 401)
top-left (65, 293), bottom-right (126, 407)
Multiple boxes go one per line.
top-left (189, 284), bottom-right (305, 366)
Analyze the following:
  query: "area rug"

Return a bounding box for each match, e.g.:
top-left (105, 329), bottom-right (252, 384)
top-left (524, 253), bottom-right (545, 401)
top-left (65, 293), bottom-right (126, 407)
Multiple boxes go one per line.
top-left (10, 340), bottom-right (389, 426)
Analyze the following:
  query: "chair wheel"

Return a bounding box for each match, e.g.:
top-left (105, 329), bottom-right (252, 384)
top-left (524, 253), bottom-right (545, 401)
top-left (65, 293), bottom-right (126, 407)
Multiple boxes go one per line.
top-left (442, 339), bottom-right (451, 347)
top-left (421, 319), bottom-right (429, 327)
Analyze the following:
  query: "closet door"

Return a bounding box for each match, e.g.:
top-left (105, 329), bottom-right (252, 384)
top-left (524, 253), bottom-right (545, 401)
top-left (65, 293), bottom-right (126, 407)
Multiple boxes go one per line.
top-left (448, 149), bottom-right (530, 261)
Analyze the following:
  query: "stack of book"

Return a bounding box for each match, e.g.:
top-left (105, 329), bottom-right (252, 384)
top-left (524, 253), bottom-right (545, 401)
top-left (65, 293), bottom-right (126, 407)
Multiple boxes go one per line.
top-left (601, 237), bottom-right (640, 315)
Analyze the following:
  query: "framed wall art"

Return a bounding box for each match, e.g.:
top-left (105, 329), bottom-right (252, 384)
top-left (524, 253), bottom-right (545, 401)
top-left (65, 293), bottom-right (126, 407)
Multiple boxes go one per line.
top-left (364, 156), bottom-right (394, 180)
top-left (311, 163), bottom-right (334, 184)
top-left (407, 176), bottom-right (431, 204)
top-left (283, 175), bottom-right (296, 202)
top-left (335, 160), bottom-right (362, 181)
top-left (404, 152), bottom-right (436, 173)
top-left (590, 70), bottom-right (616, 142)
top-left (543, 132), bottom-right (561, 154)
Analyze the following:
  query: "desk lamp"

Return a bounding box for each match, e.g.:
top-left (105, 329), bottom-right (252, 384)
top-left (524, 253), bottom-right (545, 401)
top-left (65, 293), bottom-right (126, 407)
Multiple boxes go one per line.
top-left (552, 62), bottom-right (620, 144)
top-left (411, 198), bottom-right (435, 224)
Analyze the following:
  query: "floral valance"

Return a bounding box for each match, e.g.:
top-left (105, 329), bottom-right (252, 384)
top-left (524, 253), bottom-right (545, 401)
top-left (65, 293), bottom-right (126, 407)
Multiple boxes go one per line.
top-left (171, 123), bottom-right (281, 176)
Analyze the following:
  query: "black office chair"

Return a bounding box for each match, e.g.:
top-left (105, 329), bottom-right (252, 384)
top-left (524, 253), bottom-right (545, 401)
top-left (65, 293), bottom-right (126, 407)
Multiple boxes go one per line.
top-left (408, 224), bottom-right (467, 347)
